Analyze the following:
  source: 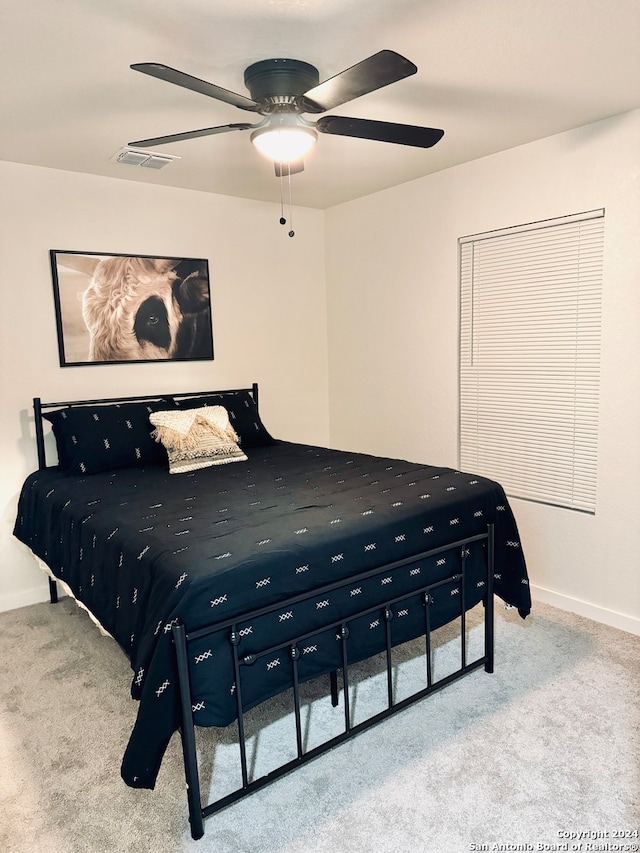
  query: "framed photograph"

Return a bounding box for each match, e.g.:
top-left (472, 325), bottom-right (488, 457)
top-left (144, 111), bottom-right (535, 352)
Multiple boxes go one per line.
top-left (50, 250), bottom-right (214, 366)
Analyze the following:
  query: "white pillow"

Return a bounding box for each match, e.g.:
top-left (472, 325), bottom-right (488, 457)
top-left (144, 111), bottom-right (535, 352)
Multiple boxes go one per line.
top-left (150, 406), bottom-right (247, 474)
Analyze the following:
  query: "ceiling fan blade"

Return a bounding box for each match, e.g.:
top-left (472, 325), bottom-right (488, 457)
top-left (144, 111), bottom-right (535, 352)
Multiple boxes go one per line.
top-left (316, 116), bottom-right (444, 148)
top-left (131, 63), bottom-right (260, 112)
top-left (301, 50), bottom-right (417, 113)
top-left (128, 123), bottom-right (255, 148)
top-left (274, 160), bottom-right (305, 177)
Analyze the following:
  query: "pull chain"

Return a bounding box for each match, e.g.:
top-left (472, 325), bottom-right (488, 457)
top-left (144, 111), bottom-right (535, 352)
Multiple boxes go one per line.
top-left (287, 163), bottom-right (295, 238)
top-left (277, 162), bottom-right (296, 237)
top-left (279, 165), bottom-right (286, 226)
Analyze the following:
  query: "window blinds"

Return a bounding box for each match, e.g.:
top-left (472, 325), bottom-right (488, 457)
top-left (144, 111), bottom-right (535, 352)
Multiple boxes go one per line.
top-left (459, 209), bottom-right (604, 513)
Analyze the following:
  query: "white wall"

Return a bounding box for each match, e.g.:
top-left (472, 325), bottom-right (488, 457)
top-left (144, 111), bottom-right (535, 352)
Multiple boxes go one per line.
top-left (325, 109), bottom-right (640, 635)
top-left (4, 110), bottom-right (640, 634)
top-left (0, 161), bottom-right (329, 611)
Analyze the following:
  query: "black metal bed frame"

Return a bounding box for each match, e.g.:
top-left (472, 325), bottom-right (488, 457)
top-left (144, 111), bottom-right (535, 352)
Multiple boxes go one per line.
top-left (31, 385), bottom-right (496, 841)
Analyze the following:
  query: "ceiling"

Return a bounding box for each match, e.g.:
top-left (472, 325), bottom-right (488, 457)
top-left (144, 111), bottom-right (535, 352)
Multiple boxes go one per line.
top-left (2, 0), bottom-right (639, 209)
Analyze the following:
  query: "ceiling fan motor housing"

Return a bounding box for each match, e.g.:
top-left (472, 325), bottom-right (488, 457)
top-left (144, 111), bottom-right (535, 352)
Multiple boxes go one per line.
top-left (243, 59), bottom-right (320, 107)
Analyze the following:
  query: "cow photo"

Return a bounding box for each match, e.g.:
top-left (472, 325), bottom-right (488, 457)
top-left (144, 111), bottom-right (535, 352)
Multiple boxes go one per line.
top-left (50, 251), bottom-right (213, 366)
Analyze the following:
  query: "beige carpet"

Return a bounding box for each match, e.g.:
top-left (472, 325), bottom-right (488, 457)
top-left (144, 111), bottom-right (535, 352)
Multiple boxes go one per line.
top-left (0, 597), bottom-right (638, 853)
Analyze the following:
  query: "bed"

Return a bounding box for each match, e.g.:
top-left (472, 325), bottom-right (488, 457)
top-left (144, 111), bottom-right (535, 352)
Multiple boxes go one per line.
top-left (13, 384), bottom-right (531, 839)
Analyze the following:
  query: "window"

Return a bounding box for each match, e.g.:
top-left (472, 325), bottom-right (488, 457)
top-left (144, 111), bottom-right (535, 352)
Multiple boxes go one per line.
top-left (459, 209), bottom-right (604, 514)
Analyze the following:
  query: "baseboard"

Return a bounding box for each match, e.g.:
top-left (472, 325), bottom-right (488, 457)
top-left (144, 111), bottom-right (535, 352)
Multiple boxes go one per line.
top-left (0, 584), bottom-right (52, 614)
top-left (531, 584), bottom-right (640, 636)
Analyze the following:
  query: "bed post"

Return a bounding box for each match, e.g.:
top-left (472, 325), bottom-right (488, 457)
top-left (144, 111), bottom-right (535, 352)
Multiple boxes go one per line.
top-left (172, 623), bottom-right (205, 840)
top-left (48, 577), bottom-right (59, 604)
top-left (485, 523), bottom-right (495, 674)
top-left (34, 397), bottom-right (60, 605)
top-left (33, 398), bottom-right (47, 471)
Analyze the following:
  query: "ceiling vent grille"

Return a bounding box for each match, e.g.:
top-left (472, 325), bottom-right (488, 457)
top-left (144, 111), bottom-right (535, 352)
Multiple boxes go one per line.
top-left (111, 147), bottom-right (180, 169)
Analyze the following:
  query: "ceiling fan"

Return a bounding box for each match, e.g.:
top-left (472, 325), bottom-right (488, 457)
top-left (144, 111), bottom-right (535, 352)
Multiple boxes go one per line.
top-left (128, 50), bottom-right (444, 175)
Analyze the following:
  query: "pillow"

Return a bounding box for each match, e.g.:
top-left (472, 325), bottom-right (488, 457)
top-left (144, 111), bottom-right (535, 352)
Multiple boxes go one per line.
top-left (43, 400), bottom-right (169, 474)
top-left (174, 390), bottom-right (274, 447)
top-left (149, 406), bottom-right (248, 474)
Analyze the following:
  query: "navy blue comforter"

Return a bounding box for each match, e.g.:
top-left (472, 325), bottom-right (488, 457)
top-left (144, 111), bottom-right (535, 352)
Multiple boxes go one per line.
top-left (14, 441), bottom-right (530, 788)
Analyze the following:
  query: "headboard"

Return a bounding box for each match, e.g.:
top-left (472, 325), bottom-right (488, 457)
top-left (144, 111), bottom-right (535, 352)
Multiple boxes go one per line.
top-left (33, 383), bottom-right (260, 470)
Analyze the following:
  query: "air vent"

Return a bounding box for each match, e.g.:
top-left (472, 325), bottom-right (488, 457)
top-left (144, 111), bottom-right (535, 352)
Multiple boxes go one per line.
top-left (111, 147), bottom-right (180, 169)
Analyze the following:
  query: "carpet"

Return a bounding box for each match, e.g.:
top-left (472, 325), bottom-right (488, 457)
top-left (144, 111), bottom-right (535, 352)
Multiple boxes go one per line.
top-left (0, 597), bottom-right (638, 853)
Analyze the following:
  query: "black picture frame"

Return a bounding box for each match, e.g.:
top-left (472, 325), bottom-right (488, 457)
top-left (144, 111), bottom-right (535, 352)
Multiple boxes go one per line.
top-left (50, 250), bottom-right (214, 366)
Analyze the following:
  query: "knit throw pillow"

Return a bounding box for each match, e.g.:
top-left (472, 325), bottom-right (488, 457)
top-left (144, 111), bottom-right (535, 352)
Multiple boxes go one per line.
top-left (149, 406), bottom-right (247, 474)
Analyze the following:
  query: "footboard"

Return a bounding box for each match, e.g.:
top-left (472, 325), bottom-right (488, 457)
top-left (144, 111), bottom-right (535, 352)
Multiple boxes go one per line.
top-left (173, 526), bottom-right (495, 840)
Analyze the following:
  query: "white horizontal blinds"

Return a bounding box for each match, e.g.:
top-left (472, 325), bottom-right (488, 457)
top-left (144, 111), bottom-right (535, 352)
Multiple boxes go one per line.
top-left (459, 210), bottom-right (604, 513)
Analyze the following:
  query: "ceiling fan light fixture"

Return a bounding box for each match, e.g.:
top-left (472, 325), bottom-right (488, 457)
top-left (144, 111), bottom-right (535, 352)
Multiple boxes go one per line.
top-left (251, 123), bottom-right (317, 163)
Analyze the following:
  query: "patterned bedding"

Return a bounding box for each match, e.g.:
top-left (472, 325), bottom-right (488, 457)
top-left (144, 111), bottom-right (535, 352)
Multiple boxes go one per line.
top-left (14, 439), bottom-right (530, 789)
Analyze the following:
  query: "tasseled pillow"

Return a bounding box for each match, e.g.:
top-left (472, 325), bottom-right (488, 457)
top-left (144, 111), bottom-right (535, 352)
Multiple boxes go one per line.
top-left (149, 406), bottom-right (247, 473)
